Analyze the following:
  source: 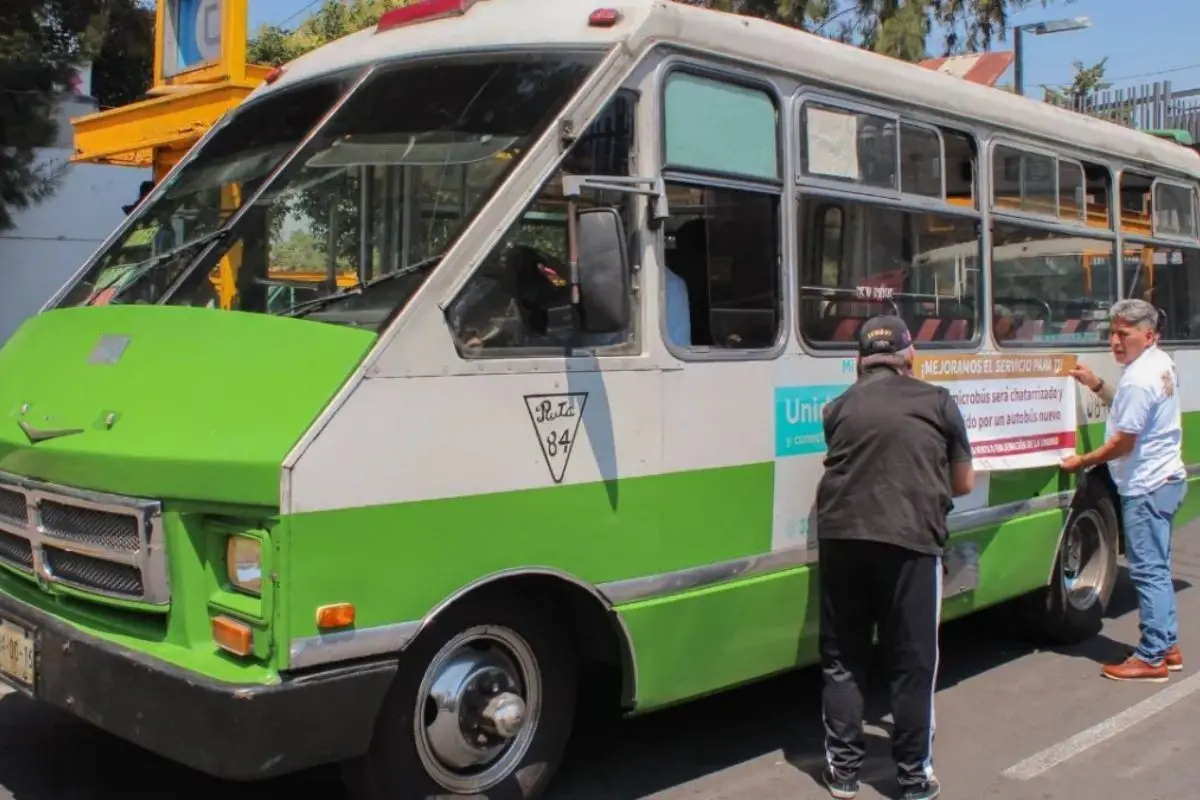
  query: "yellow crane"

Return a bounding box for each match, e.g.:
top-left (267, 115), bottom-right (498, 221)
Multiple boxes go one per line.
top-left (68, 0), bottom-right (355, 308)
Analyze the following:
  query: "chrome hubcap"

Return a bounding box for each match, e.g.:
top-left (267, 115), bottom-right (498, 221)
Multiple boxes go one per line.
top-left (1061, 509), bottom-right (1108, 612)
top-left (414, 626), bottom-right (541, 792)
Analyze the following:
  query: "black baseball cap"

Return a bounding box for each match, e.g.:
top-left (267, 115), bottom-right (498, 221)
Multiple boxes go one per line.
top-left (858, 315), bottom-right (913, 355)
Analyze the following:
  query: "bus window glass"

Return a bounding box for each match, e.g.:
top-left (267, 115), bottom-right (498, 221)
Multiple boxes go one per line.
top-left (1153, 182), bottom-right (1196, 237)
top-left (992, 144), bottom-right (1056, 216)
top-left (816, 205), bottom-right (844, 286)
top-left (990, 222), bottom-right (1116, 345)
top-left (1083, 161), bottom-right (1112, 228)
top-left (801, 104), bottom-right (897, 190)
top-left (662, 184), bottom-right (781, 350)
top-left (663, 72), bottom-right (778, 181)
top-left (59, 52), bottom-right (601, 329)
top-left (1124, 245), bottom-right (1200, 341)
top-left (799, 198), bottom-right (979, 346)
top-left (944, 129), bottom-right (977, 208)
top-left (446, 91), bottom-right (637, 356)
top-left (900, 124), bottom-right (942, 197)
top-left (1057, 160), bottom-right (1085, 223)
top-left (56, 75), bottom-right (353, 308)
top-left (1119, 170), bottom-right (1154, 236)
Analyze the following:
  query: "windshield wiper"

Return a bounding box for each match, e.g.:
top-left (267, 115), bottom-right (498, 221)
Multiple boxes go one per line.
top-left (98, 229), bottom-right (231, 305)
top-left (283, 252), bottom-right (444, 318)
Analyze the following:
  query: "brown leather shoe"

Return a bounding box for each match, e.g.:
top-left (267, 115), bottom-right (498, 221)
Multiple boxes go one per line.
top-left (1102, 655), bottom-right (1169, 683)
top-left (1166, 645), bottom-right (1183, 672)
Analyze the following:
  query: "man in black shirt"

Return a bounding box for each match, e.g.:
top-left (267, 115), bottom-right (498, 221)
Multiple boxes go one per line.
top-left (816, 315), bottom-right (974, 800)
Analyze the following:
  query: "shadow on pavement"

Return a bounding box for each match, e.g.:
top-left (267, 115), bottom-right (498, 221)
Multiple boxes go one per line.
top-left (0, 566), bottom-right (1190, 800)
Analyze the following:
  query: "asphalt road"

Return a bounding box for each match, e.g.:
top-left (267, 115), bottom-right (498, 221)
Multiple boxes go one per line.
top-left (5, 521), bottom-right (1200, 800)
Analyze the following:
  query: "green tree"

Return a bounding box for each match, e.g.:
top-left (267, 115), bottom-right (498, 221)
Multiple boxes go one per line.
top-left (1043, 57), bottom-right (1133, 125)
top-left (678, 0), bottom-right (1071, 62)
top-left (248, 0), bottom-right (411, 66)
top-left (91, 0), bottom-right (156, 110)
top-left (0, 0), bottom-right (109, 231)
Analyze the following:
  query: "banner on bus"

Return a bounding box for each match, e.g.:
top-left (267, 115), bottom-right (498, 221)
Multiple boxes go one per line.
top-left (914, 353), bottom-right (1079, 471)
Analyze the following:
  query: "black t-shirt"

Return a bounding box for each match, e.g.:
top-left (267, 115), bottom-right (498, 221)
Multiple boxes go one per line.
top-left (815, 366), bottom-right (972, 556)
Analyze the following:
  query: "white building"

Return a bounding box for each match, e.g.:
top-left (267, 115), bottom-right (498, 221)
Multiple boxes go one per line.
top-left (0, 74), bottom-right (150, 345)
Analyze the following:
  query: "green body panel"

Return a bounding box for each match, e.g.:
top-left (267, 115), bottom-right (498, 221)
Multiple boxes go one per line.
top-left (0, 307), bottom-right (374, 506)
top-left (282, 463), bottom-right (774, 638)
top-left (618, 507), bottom-right (1068, 710)
top-left (0, 509), bottom-right (277, 683)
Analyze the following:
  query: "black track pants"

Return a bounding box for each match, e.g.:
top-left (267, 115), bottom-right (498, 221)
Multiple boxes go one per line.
top-left (818, 538), bottom-right (941, 789)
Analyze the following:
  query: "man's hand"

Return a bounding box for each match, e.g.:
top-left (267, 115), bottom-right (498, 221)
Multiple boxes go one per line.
top-left (1069, 364), bottom-right (1100, 391)
top-left (1060, 454), bottom-right (1085, 473)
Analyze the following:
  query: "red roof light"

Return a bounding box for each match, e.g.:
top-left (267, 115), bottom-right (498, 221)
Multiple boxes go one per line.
top-left (264, 66), bottom-right (285, 85)
top-left (588, 8), bottom-right (621, 27)
top-left (377, 0), bottom-right (480, 32)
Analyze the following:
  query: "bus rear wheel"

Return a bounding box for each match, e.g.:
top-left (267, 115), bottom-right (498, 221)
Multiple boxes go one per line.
top-left (343, 593), bottom-right (577, 800)
top-left (1020, 488), bottom-right (1119, 645)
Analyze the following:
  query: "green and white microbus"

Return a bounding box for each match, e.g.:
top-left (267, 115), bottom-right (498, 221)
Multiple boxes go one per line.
top-left (2, 0), bottom-right (1200, 797)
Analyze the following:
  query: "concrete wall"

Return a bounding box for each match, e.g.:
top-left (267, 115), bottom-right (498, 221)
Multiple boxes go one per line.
top-left (0, 92), bottom-right (150, 345)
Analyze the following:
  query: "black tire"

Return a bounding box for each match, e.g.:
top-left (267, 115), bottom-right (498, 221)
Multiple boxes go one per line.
top-left (342, 592), bottom-right (578, 800)
top-left (1019, 485), bottom-right (1120, 645)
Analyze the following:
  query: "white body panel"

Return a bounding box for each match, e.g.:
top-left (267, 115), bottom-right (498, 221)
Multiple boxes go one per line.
top-left (277, 0), bottom-right (1200, 525)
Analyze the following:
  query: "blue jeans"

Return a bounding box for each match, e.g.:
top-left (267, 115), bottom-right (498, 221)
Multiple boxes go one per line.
top-left (1121, 480), bottom-right (1188, 665)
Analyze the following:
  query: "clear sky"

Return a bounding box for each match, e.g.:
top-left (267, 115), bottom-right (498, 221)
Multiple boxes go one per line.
top-left (246, 0), bottom-right (1200, 96)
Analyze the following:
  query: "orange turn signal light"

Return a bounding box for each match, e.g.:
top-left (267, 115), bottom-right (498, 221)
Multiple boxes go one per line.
top-left (212, 615), bottom-right (253, 657)
top-left (316, 603), bottom-right (356, 630)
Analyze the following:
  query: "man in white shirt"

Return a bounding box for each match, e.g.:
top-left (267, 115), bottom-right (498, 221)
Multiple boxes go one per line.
top-left (1063, 298), bottom-right (1187, 683)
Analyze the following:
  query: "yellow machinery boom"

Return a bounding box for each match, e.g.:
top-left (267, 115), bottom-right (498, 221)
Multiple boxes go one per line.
top-left (68, 0), bottom-right (348, 308)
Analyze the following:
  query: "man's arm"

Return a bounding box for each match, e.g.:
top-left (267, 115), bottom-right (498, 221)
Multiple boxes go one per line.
top-left (941, 390), bottom-right (975, 496)
top-left (1069, 365), bottom-right (1116, 406)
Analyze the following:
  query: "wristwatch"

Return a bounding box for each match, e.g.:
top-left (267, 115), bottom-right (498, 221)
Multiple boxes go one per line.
top-left (1091, 378), bottom-right (1105, 393)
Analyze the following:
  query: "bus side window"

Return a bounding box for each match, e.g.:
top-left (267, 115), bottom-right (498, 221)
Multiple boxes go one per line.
top-left (446, 92), bottom-right (637, 356)
top-left (660, 71), bottom-right (783, 353)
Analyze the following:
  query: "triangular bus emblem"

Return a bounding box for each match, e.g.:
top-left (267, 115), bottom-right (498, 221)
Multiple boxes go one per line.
top-left (523, 392), bottom-right (588, 484)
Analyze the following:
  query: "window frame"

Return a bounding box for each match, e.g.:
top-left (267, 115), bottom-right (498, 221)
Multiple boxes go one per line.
top-left (1150, 176), bottom-right (1199, 239)
top-left (792, 88), bottom-right (983, 355)
top-left (658, 62), bottom-right (784, 188)
top-left (444, 83), bottom-right (645, 361)
top-left (1119, 232), bottom-right (1200, 345)
top-left (987, 137), bottom-right (1101, 230)
top-left (655, 56), bottom-right (789, 363)
top-left (989, 211), bottom-right (1119, 351)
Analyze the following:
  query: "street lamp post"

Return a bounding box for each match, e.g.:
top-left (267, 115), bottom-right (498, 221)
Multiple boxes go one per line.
top-left (1013, 16), bottom-right (1092, 96)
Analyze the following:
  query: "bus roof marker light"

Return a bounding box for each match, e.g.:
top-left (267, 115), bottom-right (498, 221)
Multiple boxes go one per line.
top-left (376, 0), bottom-right (481, 32)
top-left (588, 8), bottom-right (621, 27)
top-left (264, 66), bottom-right (284, 85)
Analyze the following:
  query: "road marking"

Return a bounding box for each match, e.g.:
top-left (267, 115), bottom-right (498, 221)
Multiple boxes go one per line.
top-left (1002, 670), bottom-right (1200, 780)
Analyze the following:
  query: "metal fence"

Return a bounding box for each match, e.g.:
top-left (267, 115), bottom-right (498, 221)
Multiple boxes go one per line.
top-left (1046, 80), bottom-right (1200, 140)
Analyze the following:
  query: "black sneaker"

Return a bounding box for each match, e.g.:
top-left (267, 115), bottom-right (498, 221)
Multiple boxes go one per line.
top-left (900, 777), bottom-right (941, 800)
top-left (822, 767), bottom-right (860, 799)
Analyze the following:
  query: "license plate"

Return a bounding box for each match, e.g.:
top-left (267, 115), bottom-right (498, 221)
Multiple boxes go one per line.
top-left (0, 618), bottom-right (34, 687)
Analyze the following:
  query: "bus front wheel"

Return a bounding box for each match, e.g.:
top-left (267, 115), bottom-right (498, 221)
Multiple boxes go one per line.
top-left (343, 592), bottom-right (578, 799)
top-left (1019, 488), bottom-right (1120, 645)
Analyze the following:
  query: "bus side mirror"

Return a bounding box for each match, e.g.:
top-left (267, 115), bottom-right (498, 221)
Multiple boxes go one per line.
top-left (576, 207), bottom-right (630, 334)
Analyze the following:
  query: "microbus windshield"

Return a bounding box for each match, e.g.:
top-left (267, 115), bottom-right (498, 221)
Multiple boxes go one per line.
top-left (56, 50), bottom-right (603, 328)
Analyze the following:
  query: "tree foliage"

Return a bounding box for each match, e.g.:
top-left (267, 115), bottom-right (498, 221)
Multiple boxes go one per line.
top-left (0, 0), bottom-right (156, 232)
top-left (0, 0), bottom-right (113, 231)
top-left (91, 0), bottom-right (156, 110)
top-left (248, 0), bottom-right (412, 67)
top-left (677, 0), bottom-right (1069, 62)
top-left (1044, 58), bottom-right (1132, 126)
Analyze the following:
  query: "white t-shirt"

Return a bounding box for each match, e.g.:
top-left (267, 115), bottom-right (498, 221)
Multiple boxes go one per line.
top-left (1106, 345), bottom-right (1186, 496)
top-left (664, 268), bottom-right (691, 347)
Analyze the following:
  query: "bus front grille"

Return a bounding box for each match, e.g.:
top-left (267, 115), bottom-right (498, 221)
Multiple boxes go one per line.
top-left (0, 473), bottom-right (169, 605)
